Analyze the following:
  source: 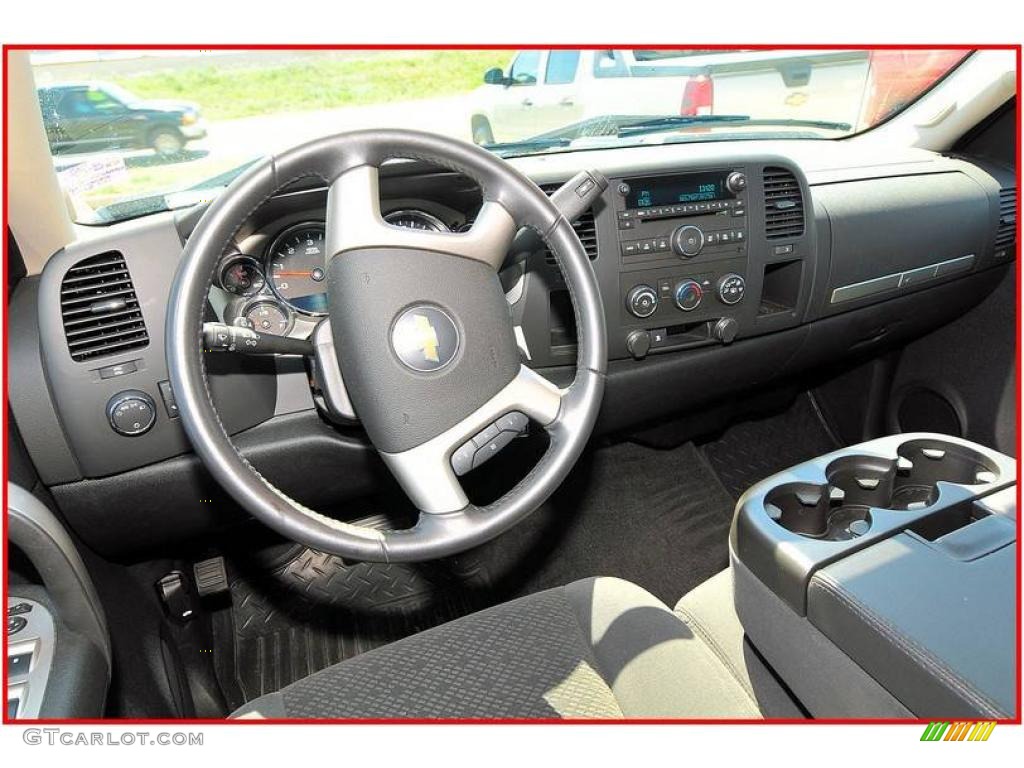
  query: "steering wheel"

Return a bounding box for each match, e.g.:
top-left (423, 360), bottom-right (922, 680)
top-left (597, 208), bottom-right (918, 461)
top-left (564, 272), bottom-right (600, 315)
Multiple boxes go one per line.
top-left (166, 130), bottom-right (606, 562)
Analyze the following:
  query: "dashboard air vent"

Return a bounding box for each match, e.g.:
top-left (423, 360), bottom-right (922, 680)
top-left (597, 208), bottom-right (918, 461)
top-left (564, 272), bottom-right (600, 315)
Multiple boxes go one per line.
top-left (995, 187), bottom-right (1016, 251)
top-left (539, 183), bottom-right (598, 265)
top-left (763, 167), bottom-right (805, 239)
top-left (60, 251), bottom-right (149, 362)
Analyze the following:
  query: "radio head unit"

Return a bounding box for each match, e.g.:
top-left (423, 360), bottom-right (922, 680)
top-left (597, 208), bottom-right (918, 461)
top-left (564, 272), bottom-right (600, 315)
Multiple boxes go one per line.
top-left (626, 170), bottom-right (738, 209)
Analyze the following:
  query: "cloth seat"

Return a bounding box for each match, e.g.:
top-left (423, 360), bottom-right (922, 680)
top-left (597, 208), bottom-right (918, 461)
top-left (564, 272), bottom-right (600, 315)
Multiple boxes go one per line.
top-left (232, 576), bottom-right (766, 719)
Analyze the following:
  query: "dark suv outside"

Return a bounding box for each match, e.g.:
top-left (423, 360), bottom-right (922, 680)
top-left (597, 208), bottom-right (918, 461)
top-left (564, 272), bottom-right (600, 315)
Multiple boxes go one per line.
top-left (37, 81), bottom-right (207, 157)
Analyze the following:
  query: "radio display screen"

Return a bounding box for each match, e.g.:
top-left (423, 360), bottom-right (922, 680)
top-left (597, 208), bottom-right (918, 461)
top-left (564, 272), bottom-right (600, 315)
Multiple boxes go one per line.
top-left (626, 172), bottom-right (728, 208)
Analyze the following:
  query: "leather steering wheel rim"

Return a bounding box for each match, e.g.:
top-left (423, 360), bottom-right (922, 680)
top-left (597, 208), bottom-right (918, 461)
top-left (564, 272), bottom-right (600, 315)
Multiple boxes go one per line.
top-left (166, 129), bottom-right (606, 562)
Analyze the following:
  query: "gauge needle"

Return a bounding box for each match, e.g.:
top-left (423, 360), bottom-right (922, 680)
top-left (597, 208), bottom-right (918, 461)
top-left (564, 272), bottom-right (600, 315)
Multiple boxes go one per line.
top-left (274, 271), bottom-right (312, 276)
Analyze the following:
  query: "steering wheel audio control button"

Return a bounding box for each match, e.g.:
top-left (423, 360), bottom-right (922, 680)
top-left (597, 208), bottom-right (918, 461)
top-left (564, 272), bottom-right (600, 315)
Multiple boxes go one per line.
top-left (451, 411), bottom-right (529, 476)
top-left (451, 442), bottom-right (476, 476)
top-left (7, 616), bottom-right (27, 636)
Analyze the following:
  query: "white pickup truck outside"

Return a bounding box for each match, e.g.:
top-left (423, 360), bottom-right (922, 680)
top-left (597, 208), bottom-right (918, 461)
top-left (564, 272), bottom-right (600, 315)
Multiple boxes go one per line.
top-left (468, 49), bottom-right (878, 144)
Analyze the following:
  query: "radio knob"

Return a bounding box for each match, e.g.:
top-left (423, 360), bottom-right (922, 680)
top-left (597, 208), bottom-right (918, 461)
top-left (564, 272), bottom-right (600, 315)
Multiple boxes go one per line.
top-left (716, 273), bottom-right (746, 305)
top-left (672, 225), bottom-right (705, 258)
top-left (726, 171), bottom-right (748, 194)
top-left (107, 390), bottom-right (157, 437)
top-left (674, 280), bottom-right (703, 312)
top-left (626, 284), bottom-right (659, 318)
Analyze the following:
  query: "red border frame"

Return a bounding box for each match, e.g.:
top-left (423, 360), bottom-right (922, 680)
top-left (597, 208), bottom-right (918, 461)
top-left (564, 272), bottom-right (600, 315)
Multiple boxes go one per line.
top-left (1, 43), bottom-right (1021, 727)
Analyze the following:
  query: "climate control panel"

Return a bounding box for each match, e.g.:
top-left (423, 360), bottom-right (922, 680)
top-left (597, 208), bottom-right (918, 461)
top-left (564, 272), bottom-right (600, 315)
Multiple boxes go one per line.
top-left (624, 267), bottom-right (747, 321)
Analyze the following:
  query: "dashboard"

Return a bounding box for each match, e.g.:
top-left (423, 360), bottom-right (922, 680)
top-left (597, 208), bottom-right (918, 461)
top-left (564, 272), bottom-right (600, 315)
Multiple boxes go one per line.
top-left (7, 137), bottom-right (1016, 557)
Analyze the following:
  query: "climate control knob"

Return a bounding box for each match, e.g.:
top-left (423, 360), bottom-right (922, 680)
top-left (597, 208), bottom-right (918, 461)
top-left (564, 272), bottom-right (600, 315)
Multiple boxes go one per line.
top-left (672, 225), bottom-right (705, 258)
top-left (626, 284), bottom-right (659, 318)
top-left (716, 273), bottom-right (747, 305)
top-left (674, 279), bottom-right (703, 312)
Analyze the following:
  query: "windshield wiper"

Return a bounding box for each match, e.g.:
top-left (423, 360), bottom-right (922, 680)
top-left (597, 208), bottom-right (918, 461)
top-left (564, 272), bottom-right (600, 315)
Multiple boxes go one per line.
top-left (616, 114), bottom-right (852, 138)
top-left (483, 137), bottom-right (572, 158)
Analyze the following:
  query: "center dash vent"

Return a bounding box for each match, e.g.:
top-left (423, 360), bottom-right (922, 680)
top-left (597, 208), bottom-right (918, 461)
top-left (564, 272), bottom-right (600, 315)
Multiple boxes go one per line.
top-left (763, 167), bottom-right (805, 239)
top-left (539, 183), bottom-right (598, 265)
top-left (995, 187), bottom-right (1016, 251)
top-left (60, 251), bottom-right (149, 362)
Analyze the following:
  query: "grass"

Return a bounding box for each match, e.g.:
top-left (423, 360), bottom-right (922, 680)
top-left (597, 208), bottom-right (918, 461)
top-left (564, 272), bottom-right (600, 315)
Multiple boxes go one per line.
top-left (113, 50), bottom-right (510, 122)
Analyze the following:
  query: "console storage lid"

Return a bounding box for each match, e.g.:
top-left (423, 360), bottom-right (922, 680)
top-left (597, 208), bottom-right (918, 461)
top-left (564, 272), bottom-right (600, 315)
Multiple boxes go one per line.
top-left (808, 524), bottom-right (1015, 718)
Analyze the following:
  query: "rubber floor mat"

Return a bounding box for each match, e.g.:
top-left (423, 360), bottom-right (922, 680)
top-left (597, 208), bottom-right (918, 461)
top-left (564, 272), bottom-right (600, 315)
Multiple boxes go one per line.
top-left (213, 439), bottom-right (744, 708)
top-left (476, 440), bottom-right (737, 607)
top-left (700, 393), bottom-right (840, 499)
top-left (213, 543), bottom-right (491, 710)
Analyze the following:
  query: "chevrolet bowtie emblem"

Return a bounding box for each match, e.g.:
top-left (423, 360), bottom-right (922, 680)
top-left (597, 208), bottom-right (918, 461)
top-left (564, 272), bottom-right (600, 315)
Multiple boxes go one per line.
top-left (411, 314), bottom-right (440, 363)
top-left (391, 305), bottom-right (459, 372)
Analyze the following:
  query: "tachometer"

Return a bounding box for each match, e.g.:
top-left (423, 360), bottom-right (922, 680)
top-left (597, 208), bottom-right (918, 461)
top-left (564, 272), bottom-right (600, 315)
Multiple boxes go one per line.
top-left (266, 223), bottom-right (328, 315)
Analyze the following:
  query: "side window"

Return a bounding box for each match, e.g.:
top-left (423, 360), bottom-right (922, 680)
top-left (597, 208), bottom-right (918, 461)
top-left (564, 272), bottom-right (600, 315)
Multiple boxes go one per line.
top-left (55, 89), bottom-right (90, 118)
top-left (57, 88), bottom-right (123, 117)
top-left (509, 51), bottom-right (541, 86)
top-left (545, 51), bottom-right (580, 85)
top-left (592, 49), bottom-right (629, 79)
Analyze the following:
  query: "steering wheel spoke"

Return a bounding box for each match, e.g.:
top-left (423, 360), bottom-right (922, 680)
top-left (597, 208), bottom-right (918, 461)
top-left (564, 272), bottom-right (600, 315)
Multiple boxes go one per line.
top-left (326, 164), bottom-right (517, 269)
top-left (379, 365), bottom-right (563, 514)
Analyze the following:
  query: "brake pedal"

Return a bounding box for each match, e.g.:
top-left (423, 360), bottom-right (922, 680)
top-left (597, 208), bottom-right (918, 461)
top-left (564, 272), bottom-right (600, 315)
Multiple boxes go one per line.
top-left (193, 556), bottom-right (229, 597)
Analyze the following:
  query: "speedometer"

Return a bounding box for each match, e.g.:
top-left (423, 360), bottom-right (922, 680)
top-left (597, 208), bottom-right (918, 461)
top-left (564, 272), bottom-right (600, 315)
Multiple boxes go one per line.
top-left (266, 223), bottom-right (328, 315)
top-left (383, 209), bottom-right (450, 232)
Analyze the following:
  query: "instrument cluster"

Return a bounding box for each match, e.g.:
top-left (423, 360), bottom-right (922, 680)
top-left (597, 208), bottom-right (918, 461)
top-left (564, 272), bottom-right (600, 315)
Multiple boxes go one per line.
top-left (213, 207), bottom-right (464, 336)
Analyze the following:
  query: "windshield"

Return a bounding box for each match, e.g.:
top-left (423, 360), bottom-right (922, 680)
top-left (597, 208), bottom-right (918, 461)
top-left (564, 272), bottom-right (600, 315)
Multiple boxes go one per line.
top-left (30, 48), bottom-right (971, 224)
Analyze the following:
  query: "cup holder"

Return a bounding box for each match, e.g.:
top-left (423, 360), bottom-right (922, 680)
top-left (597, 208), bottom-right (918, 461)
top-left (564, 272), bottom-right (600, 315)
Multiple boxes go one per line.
top-left (896, 439), bottom-right (1000, 488)
top-left (764, 439), bottom-right (1001, 540)
top-left (764, 482), bottom-right (872, 541)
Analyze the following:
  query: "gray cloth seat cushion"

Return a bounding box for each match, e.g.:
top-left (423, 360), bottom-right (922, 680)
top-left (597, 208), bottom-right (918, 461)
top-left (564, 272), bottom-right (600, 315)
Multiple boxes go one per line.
top-left (232, 576), bottom-right (763, 719)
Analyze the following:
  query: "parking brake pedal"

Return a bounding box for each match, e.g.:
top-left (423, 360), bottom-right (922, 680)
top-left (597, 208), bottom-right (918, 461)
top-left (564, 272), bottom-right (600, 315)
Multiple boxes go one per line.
top-left (156, 571), bottom-right (197, 624)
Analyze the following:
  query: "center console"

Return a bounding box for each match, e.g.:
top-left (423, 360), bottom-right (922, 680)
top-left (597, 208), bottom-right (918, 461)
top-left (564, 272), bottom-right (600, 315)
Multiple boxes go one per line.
top-left (729, 433), bottom-right (1017, 718)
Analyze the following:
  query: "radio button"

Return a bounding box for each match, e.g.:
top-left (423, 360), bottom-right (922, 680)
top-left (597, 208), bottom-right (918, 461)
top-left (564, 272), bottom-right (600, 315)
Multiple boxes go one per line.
top-left (621, 241), bottom-right (640, 256)
top-left (618, 219), bottom-right (635, 230)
